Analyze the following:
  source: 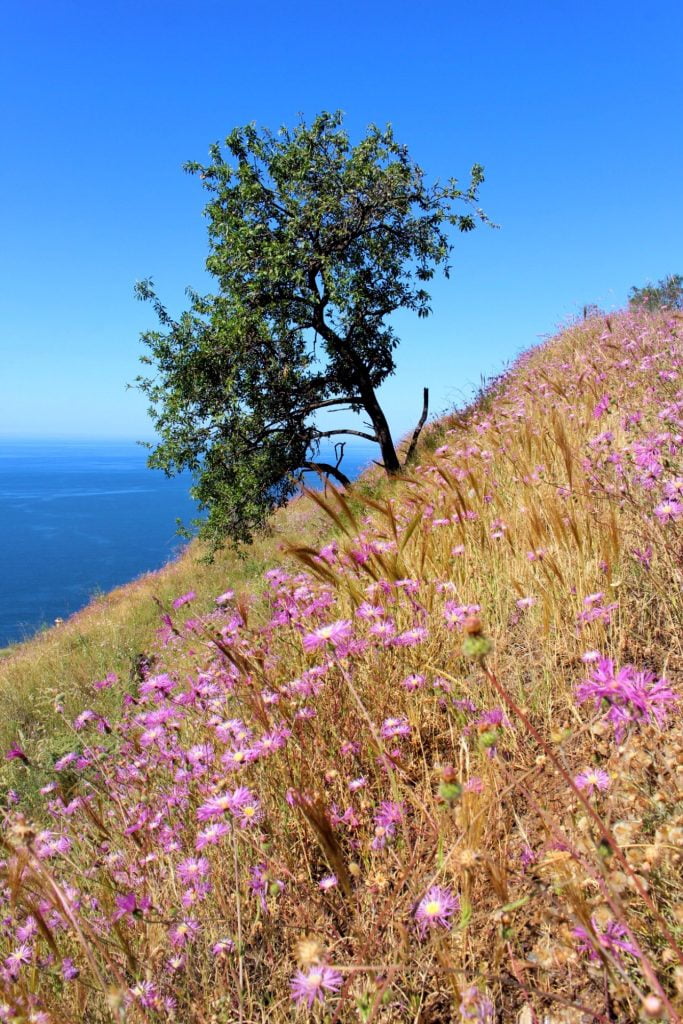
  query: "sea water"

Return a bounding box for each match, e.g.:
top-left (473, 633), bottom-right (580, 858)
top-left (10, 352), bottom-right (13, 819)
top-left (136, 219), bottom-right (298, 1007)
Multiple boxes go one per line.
top-left (0, 438), bottom-right (375, 647)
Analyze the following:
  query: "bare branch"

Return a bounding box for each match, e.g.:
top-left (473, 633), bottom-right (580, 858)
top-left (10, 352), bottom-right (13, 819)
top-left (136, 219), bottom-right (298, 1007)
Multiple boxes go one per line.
top-left (302, 396), bottom-right (363, 413)
top-left (302, 461), bottom-right (351, 488)
top-left (314, 428), bottom-right (378, 443)
top-left (403, 387), bottom-right (429, 466)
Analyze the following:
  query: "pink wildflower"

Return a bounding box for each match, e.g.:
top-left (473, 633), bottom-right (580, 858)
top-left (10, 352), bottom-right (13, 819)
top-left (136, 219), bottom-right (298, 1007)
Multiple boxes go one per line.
top-left (654, 499), bottom-right (682, 524)
top-left (212, 937), bottom-right (235, 957)
top-left (290, 965), bottom-right (343, 1008)
top-left (380, 716), bottom-right (410, 739)
top-left (391, 626), bottom-right (428, 647)
top-left (574, 768), bottom-right (610, 795)
top-left (302, 619), bottom-right (353, 651)
top-left (573, 917), bottom-right (639, 963)
top-left (414, 885), bottom-right (459, 937)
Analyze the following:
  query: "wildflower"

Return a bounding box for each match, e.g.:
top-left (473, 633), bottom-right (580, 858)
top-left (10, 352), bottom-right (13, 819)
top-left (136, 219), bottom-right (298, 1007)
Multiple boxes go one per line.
top-left (169, 918), bottom-right (200, 947)
top-left (221, 746), bottom-right (257, 770)
top-left (196, 794), bottom-right (233, 821)
top-left (414, 886), bottom-right (459, 937)
top-left (249, 863), bottom-right (283, 910)
top-left (93, 671), bottom-right (118, 690)
top-left (172, 590), bottom-right (196, 609)
top-left (573, 917), bottom-right (639, 962)
top-left (402, 673), bottom-right (425, 691)
top-left (61, 958), bottom-right (79, 981)
top-left (319, 875), bottom-right (338, 891)
top-left (654, 498), bottom-right (682, 524)
top-left (577, 593), bottom-right (618, 628)
top-left (53, 752), bottom-right (77, 771)
top-left (290, 965), bottom-right (343, 1008)
top-left (371, 800), bottom-right (404, 849)
top-left (444, 602), bottom-right (480, 628)
top-left (356, 601), bottom-right (385, 621)
top-left (576, 657), bottom-right (677, 741)
top-left (15, 918), bottom-right (38, 943)
top-left (302, 619), bottom-right (353, 652)
top-left (72, 709), bottom-right (96, 730)
top-left (177, 857), bottom-right (210, 886)
top-left (631, 545), bottom-right (653, 567)
top-left (593, 394), bottom-right (611, 419)
top-left (112, 892), bottom-right (151, 922)
top-left (4, 943), bottom-right (33, 976)
top-left (664, 476), bottom-right (683, 499)
top-left (459, 985), bottom-right (495, 1022)
top-left (380, 716), bottom-right (411, 739)
top-left (212, 938), bottom-right (235, 957)
top-left (131, 980), bottom-right (163, 1009)
top-left (515, 596), bottom-right (536, 610)
top-left (253, 727), bottom-right (290, 757)
top-left (215, 589), bottom-right (234, 605)
top-left (574, 767), bottom-right (610, 795)
top-left (391, 626), bottom-right (428, 647)
top-left (5, 744), bottom-right (29, 765)
top-left (368, 619), bottom-right (397, 641)
top-left (520, 845), bottom-right (536, 868)
top-left (228, 786), bottom-right (263, 827)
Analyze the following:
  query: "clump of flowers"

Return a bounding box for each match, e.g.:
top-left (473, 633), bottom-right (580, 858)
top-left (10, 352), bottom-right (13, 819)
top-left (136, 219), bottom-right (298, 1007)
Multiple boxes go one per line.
top-left (576, 656), bottom-right (678, 741)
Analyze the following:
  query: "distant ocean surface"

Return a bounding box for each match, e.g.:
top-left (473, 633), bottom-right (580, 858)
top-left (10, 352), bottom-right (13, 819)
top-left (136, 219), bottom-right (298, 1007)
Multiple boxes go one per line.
top-left (0, 438), bottom-right (375, 648)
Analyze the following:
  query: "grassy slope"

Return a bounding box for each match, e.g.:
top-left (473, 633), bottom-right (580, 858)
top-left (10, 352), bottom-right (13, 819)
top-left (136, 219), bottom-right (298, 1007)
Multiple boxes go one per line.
top-left (1, 309), bottom-right (682, 1022)
top-left (0, 486), bottom-right (336, 782)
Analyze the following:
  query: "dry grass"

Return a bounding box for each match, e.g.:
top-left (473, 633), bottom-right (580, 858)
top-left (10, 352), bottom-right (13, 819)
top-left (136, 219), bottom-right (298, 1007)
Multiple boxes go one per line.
top-left (0, 308), bottom-right (682, 1023)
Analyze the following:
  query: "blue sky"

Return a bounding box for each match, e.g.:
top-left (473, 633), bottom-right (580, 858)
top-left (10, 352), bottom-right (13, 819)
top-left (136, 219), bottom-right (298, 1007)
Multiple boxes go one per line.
top-left (1, 0), bottom-right (681, 441)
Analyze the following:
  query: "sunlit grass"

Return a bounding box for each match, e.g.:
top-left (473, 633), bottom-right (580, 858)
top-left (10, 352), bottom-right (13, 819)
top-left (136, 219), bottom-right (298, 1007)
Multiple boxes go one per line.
top-left (0, 308), bottom-right (682, 1022)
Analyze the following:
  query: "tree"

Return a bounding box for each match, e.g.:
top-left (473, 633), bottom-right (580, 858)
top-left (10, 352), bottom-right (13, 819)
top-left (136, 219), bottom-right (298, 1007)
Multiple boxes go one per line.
top-left (628, 274), bottom-right (683, 312)
top-left (135, 111), bottom-right (489, 545)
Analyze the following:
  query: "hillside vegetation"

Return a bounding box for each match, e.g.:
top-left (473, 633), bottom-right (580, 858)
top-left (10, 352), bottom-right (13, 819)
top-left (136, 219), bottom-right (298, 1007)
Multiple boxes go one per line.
top-left (1, 309), bottom-right (682, 1023)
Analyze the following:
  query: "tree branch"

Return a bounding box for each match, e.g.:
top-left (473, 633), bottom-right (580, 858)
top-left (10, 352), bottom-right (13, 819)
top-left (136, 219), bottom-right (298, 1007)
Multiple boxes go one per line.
top-left (302, 396), bottom-right (363, 413)
top-left (302, 461), bottom-right (351, 487)
top-left (314, 429), bottom-right (378, 443)
top-left (403, 387), bottom-right (429, 466)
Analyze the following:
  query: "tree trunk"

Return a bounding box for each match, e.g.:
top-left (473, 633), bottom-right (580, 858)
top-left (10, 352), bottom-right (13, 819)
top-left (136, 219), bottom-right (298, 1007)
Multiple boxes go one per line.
top-left (358, 382), bottom-right (401, 475)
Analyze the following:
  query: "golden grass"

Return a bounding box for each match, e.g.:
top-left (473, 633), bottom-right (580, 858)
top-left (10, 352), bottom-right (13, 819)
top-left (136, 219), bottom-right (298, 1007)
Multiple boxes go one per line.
top-left (1, 309), bottom-right (682, 1022)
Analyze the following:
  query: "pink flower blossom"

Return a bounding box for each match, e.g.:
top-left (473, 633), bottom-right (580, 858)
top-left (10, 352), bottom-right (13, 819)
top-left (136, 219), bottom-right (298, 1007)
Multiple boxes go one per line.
top-left (302, 619), bottom-right (353, 651)
top-left (380, 716), bottom-right (411, 739)
top-left (414, 885), bottom-right (459, 937)
top-left (290, 965), bottom-right (343, 1007)
top-left (574, 767), bottom-right (610, 795)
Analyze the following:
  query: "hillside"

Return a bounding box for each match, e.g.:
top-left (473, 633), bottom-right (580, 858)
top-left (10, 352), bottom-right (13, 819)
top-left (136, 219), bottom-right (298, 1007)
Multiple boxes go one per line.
top-left (1, 309), bottom-right (682, 1023)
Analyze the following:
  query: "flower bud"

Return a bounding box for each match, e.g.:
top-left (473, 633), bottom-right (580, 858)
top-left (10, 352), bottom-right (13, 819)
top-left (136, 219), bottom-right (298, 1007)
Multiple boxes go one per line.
top-left (438, 781), bottom-right (463, 804)
top-left (462, 634), bottom-right (493, 659)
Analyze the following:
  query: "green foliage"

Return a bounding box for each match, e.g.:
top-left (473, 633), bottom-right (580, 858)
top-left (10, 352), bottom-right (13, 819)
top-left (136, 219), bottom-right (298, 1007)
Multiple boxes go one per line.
top-left (628, 273), bottom-right (683, 312)
top-left (136, 111), bottom-right (488, 545)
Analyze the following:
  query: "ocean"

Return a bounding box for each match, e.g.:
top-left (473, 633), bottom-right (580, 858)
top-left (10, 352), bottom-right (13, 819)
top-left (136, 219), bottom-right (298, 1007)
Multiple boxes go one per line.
top-left (0, 438), bottom-right (375, 648)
